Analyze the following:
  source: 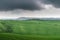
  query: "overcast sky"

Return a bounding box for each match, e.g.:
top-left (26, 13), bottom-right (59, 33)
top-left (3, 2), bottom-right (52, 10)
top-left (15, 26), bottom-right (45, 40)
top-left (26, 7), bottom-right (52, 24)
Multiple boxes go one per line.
top-left (0, 0), bottom-right (60, 19)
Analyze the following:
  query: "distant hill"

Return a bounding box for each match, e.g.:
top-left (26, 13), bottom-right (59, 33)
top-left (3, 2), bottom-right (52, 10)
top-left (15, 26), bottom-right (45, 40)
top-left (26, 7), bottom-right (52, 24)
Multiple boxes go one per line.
top-left (17, 17), bottom-right (60, 20)
top-left (17, 17), bottom-right (32, 20)
top-left (1, 17), bottom-right (60, 20)
top-left (17, 17), bottom-right (41, 20)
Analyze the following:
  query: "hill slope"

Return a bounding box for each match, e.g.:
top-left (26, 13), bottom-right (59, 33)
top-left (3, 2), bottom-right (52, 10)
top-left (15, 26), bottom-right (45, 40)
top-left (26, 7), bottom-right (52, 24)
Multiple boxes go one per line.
top-left (0, 20), bottom-right (60, 40)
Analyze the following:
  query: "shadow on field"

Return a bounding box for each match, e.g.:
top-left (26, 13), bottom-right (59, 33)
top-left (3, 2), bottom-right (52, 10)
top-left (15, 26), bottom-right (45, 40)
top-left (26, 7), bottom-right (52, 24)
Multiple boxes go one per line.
top-left (0, 33), bottom-right (60, 40)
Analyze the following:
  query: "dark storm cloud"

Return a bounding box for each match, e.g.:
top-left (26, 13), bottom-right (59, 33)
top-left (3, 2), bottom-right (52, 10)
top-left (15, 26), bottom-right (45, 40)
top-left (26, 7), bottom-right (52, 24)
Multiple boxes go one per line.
top-left (0, 0), bottom-right (60, 11)
top-left (0, 0), bottom-right (42, 10)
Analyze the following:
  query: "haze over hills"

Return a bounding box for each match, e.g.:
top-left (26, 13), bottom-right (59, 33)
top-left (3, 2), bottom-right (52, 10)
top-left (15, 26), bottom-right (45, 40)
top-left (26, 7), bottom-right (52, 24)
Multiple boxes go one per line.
top-left (1, 17), bottom-right (60, 20)
top-left (17, 17), bottom-right (60, 20)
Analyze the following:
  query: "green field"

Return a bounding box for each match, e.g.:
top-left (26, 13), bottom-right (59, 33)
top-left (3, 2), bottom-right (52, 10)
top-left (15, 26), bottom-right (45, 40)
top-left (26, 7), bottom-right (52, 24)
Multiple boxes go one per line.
top-left (0, 20), bottom-right (60, 40)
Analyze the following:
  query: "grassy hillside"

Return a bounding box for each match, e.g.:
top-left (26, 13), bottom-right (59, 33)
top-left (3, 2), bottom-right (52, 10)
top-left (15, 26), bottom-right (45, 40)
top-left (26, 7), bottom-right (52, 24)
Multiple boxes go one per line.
top-left (0, 20), bottom-right (60, 35)
top-left (0, 20), bottom-right (60, 40)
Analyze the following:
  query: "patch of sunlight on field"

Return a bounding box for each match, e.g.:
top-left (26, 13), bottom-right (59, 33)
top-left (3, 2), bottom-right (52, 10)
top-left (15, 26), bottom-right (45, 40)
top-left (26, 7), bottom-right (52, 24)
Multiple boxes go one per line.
top-left (20, 26), bottom-right (26, 32)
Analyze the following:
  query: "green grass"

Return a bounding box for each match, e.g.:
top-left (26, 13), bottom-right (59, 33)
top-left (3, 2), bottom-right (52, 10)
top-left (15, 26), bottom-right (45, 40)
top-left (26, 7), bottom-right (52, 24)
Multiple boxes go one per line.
top-left (0, 33), bottom-right (60, 40)
top-left (0, 20), bottom-right (60, 40)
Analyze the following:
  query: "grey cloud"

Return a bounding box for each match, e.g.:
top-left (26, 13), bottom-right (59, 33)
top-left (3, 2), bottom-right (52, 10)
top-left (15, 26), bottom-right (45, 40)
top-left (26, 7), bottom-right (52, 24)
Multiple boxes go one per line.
top-left (0, 0), bottom-right (42, 11)
top-left (44, 0), bottom-right (60, 8)
top-left (0, 0), bottom-right (60, 11)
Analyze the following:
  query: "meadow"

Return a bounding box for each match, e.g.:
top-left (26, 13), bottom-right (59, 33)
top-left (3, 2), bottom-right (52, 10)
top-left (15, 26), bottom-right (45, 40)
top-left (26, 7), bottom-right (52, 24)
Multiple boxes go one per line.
top-left (0, 20), bottom-right (60, 40)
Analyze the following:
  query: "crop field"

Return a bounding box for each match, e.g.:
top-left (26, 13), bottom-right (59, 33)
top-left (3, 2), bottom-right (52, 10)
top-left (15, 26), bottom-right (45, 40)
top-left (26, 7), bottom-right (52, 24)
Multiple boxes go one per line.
top-left (0, 20), bottom-right (60, 40)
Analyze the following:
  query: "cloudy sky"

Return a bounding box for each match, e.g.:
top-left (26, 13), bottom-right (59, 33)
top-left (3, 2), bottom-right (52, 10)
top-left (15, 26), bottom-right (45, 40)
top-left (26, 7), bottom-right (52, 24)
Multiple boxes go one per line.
top-left (0, 0), bottom-right (60, 19)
